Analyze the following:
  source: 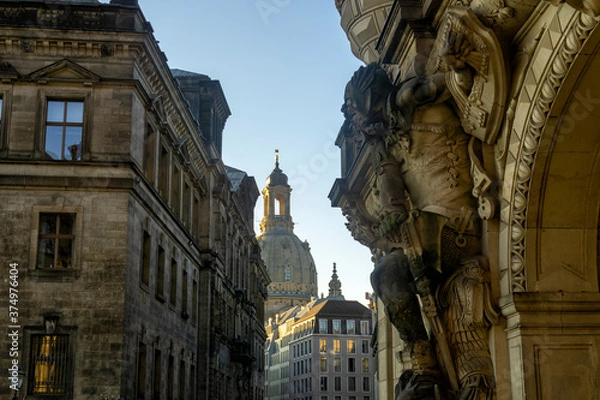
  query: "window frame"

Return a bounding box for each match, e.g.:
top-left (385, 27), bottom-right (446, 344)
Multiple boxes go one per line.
top-left (360, 320), bottom-right (370, 335)
top-left (38, 90), bottom-right (91, 162)
top-left (0, 92), bottom-right (9, 155)
top-left (332, 319), bottom-right (341, 334)
top-left (24, 321), bottom-right (76, 399)
top-left (318, 319), bottom-right (328, 334)
top-left (29, 206), bottom-right (83, 280)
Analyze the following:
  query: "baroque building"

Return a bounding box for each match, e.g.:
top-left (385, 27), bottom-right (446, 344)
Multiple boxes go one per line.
top-left (0, 1), bottom-right (268, 399)
top-left (330, 0), bottom-right (600, 399)
top-left (264, 266), bottom-right (375, 400)
top-left (257, 153), bottom-right (319, 320)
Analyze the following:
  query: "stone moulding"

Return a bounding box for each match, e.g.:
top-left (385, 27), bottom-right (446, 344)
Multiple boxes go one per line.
top-left (504, 8), bottom-right (598, 294)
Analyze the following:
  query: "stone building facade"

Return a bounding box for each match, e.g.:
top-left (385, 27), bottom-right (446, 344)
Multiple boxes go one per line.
top-left (0, 1), bottom-right (268, 399)
top-left (330, 0), bottom-right (600, 399)
top-left (264, 267), bottom-right (375, 400)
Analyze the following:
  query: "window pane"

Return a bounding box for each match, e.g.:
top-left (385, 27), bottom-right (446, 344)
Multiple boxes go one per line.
top-left (332, 320), bottom-right (341, 334)
top-left (334, 357), bottom-right (341, 372)
top-left (347, 320), bottom-right (355, 334)
top-left (64, 127), bottom-right (82, 161)
top-left (37, 238), bottom-right (55, 268)
top-left (47, 101), bottom-right (65, 122)
top-left (40, 214), bottom-right (57, 235)
top-left (59, 214), bottom-right (75, 235)
top-left (66, 101), bottom-right (83, 123)
top-left (348, 340), bottom-right (355, 353)
top-left (45, 126), bottom-right (63, 160)
top-left (57, 238), bottom-right (73, 268)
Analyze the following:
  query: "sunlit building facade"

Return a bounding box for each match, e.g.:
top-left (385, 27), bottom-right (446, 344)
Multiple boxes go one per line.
top-left (265, 267), bottom-right (375, 400)
top-left (0, 1), bottom-right (268, 399)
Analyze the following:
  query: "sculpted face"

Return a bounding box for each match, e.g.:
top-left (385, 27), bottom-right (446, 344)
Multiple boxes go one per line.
top-left (342, 64), bottom-right (393, 136)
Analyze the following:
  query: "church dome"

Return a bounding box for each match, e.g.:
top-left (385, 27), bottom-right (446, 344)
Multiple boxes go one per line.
top-left (257, 231), bottom-right (318, 297)
top-left (258, 151), bottom-right (318, 319)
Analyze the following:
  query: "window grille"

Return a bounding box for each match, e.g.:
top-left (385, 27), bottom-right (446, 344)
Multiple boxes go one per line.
top-left (29, 334), bottom-right (71, 394)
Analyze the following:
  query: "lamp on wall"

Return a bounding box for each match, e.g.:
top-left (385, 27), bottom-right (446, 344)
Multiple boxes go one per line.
top-left (11, 368), bottom-right (24, 400)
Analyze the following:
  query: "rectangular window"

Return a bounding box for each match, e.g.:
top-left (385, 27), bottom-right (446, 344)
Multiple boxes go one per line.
top-left (348, 339), bottom-right (355, 353)
top-left (28, 334), bottom-right (72, 394)
top-left (348, 357), bottom-right (356, 373)
top-left (189, 364), bottom-right (195, 396)
top-left (363, 376), bottom-right (370, 392)
top-left (333, 339), bottom-right (340, 353)
top-left (172, 164), bottom-right (181, 217)
top-left (191, 279), bottom-right (198, 325)
top-left (362, 357), bottom-right (369, 373)
top-left (179, 361), bottom-right (186, 399)
top-left (332, 319), bottom-right (341, 334)
top-left (170, 258), bottom-right (177, 306)
top-left (348, 376), bottom-right (356, 392)
top-left (320, 376), bottom-right (328, 391)
top-left (319, 339), bottom-right (327, 353)
top-left (347, 319), bottom-right (356, 334)
top-left (361, 320), bottom-right (370, 335)
top-left (158, 143), bottom-right (170, 198)
top-left (156, 245), bottom-right (165, 299)
top-left (141, 230), bottom-right (151, 286)
top-left (183, 180), bottom-right (191, 228)
top-left (334, 376), bottom-right (342, 391)
top-left (362, 339), bottom-right (369, 354)
top-left (181, 269), bottom-right (188, 318)
top-left (167, 355), bottom-right (174, 400)
top-left (37, 213), bottom-right (76, 269)
top-left (319, 319), bottom-right (327, 334)
top-left (152, 349), bottom-right (161, 400)
top-left (144, 125), bottom-right (156, 183)
top-left (320, 357), bottom-right (327, 372)
top-left (136, 342), bottom-right (146, 400)
top-left (192, 194), bottom-right (201, 239)
top-left (45, 100), bottom-right (84, 160)
top-left (334, 357), bottom-right (341, 372)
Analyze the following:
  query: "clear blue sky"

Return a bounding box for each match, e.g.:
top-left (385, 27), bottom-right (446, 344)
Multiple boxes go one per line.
top-left (139, 0), bottom-right (373, 304)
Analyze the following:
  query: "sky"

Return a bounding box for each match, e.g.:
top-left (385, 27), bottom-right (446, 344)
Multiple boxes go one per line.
top-left (139, 0), bottom-right (373, 304)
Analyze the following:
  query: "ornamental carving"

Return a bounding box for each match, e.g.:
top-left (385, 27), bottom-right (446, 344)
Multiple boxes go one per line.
top-left (505, 10), bottom-right (598, 293)
top-left (337, 7), bottom-right (506, 399)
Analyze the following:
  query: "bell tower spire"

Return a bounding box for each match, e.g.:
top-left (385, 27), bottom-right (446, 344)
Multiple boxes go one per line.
top-left (260, 150), bottom-right (294, 234)
top-left (328, 262), bottom-right (344, 299)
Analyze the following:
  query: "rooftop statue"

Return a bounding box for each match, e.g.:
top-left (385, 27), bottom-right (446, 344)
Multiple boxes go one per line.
top-left (340, 8), bottom-right (506, 400)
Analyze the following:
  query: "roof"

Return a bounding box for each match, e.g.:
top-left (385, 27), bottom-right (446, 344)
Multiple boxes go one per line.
top-left (170, 68), bottom-right (210, 80)
top-left (295, 298), bottom-right (371, 323)
top-left (225, 165), bottom-right (247, 191)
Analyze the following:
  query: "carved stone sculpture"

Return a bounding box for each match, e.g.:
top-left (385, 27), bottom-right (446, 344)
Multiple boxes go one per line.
top-left (339, 8), bottom-right (505, 399)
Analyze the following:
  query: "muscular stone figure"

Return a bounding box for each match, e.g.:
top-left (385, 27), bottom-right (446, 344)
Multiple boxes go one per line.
top-left (342, 63), bottom-right (497, 400)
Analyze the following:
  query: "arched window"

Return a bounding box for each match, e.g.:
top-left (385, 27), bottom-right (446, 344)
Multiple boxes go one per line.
top-left (284, 266), bottom-right (292, 281)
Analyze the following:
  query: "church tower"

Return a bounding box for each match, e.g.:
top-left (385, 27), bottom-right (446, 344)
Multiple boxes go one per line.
top-left (327, 262), bottom-right (344, 299)
top-left (258, 150), bottom-right (318, 320)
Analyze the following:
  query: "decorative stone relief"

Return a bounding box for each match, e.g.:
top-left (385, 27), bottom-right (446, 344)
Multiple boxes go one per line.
top-left (504, 9), bottom-right (598, 293)
top-left (547, 0), bottom-right (600, 16)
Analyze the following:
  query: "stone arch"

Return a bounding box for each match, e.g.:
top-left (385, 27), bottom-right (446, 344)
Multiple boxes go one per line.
top-left (500, 7), bottom-right (600, 296)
